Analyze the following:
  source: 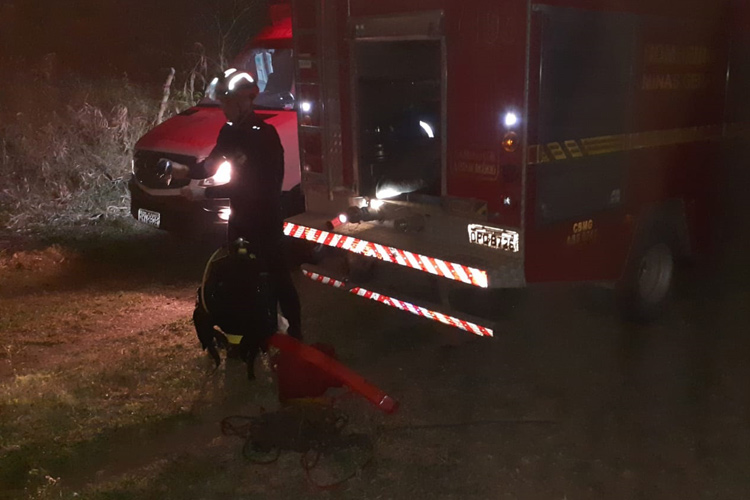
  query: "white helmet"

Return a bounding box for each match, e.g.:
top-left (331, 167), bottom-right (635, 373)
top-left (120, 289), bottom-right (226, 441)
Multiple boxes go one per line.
top-left (207, 68), bottom-right (259, 101)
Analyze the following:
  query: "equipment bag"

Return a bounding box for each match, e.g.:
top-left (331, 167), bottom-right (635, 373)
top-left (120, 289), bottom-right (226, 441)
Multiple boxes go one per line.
top-left (193, 239), bottom-right (277, 371)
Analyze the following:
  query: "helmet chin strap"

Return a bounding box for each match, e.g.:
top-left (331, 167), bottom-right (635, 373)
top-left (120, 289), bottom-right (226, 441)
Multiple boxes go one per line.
top-left (235, 105), bottom-right (256, 125)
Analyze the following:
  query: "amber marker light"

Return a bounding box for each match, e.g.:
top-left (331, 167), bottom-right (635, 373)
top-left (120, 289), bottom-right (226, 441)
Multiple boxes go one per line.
top-left (502, 132), bottom-right (519, 152)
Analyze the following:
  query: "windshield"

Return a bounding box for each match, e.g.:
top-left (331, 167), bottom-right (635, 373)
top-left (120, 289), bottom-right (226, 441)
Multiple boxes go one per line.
top-left (201, 48), bottom-right (295, 111)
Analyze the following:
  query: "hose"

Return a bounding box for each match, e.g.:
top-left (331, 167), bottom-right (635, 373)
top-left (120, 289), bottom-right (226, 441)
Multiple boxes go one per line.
top-left (199, 246), bottom-right (228, 314)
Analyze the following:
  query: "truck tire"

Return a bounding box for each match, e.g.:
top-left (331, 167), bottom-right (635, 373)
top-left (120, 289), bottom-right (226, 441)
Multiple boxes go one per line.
top-left (616, 231), bottom-right (675, 322)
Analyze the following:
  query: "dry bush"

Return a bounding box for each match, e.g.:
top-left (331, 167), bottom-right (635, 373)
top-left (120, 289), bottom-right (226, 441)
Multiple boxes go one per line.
top-left (0, 44), bottom-right (229, 233)
top-left (171, 43), bottom-right (211, 112)
top-left (0, 71), bottom-right (157, 230)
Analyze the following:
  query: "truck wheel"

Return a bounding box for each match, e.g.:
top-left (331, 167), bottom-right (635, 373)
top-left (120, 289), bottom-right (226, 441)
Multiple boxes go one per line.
top-left (616, 236), bottom-right (675, 322)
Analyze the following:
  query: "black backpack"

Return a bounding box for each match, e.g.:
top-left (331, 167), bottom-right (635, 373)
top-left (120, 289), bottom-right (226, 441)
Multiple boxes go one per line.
top-left (193, 239), bottom-right (277, 373)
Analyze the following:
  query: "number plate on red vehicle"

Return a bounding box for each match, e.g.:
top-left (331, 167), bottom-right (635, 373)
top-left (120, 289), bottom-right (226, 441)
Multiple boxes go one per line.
top-left (467, 224), bottom-right (519, 253)
top-left (138, 209), bottom-right (161, 228)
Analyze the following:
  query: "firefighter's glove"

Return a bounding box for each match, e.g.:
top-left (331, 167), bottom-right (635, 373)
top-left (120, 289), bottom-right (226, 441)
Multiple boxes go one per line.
top-left (181, 185), bottom-right (206, 201)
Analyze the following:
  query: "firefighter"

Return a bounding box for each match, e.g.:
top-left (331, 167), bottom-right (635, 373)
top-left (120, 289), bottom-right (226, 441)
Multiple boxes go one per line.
top-left (182, 69), bottom-right (302, 342)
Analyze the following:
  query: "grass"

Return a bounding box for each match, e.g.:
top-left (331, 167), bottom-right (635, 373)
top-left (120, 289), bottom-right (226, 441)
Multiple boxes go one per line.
top-left (0, 235), bottom-right (314, 499)
top-left (0, 285), bottom-right (211, 497)
top-left (0, 239), bottom-right (384, 499)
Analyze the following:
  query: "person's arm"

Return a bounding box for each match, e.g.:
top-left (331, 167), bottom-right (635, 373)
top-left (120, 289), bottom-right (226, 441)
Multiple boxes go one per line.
top-left (181, 125), bottom-right (237, 201)
top-left (202, 152), bottom-right (246, 200)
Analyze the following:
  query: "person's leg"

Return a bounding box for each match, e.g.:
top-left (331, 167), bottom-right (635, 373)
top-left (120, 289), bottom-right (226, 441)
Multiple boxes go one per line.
top-left (192, 298), bottom-right (222, 366)
top-left (268, 250), bottom-right (302, 339)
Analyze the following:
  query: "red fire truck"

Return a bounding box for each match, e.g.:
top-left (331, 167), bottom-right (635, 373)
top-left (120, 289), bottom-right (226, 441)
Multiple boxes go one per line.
top-left (282, 0), bottom-right (749, 334)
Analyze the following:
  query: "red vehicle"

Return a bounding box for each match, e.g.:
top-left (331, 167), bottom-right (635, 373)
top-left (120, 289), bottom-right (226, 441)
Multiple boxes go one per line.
top-left (283, 0), bottom-right (748, 334)
top-left (128, 3), bottom-right (303, 235)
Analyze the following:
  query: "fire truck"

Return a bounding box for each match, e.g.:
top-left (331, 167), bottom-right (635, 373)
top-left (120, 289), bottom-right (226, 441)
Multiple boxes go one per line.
top-left (282, 0), bottom-right (749, 334)
top-left (128, 3), bottom-right (302, 236)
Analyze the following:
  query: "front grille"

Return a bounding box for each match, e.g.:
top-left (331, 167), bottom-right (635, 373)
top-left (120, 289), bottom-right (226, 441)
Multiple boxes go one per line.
top-left (133, 151), bottom-right (201, 189)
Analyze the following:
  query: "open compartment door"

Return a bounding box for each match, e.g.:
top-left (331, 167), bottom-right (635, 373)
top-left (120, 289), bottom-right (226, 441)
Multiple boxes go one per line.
top-left (351, 11), bottom-right (445, 201)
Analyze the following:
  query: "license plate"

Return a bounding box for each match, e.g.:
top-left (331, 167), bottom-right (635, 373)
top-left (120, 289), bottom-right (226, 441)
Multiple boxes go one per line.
top-left (467, 224), bottom-right (519, 253)
top-left (138, 208), bottom-right (161, 228)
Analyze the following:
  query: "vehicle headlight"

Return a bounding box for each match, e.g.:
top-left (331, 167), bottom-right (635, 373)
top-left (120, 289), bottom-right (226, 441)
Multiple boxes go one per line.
top-left (199, 160), bottom-right (232, 186)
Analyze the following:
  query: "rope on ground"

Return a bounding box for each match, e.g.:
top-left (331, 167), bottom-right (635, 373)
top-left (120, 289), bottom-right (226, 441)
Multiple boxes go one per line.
top-left (220, 401), bottom-right (373, 489)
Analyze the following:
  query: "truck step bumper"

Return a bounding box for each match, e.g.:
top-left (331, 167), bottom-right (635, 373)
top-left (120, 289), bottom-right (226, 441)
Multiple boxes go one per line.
top-left (284, 213), bottom-right (526, 289)
top-left (300, 263), bottom-right (496, 337)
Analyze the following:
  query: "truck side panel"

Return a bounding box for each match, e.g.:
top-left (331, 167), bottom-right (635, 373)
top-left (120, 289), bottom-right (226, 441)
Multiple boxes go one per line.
top-left (443, 1), bottom-right (527, 230)
top-left (723, 0), bottom-right (750, 245)
top-left (525, 3), bottom-right (729, 283)
top-left (728, 0), bottom-right (750, 124)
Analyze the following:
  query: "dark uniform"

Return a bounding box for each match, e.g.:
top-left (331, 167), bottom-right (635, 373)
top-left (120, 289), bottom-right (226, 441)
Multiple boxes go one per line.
top-left (203, 113), bottom-right (302, 340)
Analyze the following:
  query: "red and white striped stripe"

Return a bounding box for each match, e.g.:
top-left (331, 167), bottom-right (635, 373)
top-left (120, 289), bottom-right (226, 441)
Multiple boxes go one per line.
top-left (301, 269), bottom-right (494, 337)
top-left (350, 287), bottom-right (494, 337)
top-left (285, 222), bottom-right (489, 288)
top-left (302, 269), bottom-right (347, 289)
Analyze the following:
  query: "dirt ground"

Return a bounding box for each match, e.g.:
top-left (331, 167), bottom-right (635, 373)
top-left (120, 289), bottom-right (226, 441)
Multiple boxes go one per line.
top-left (1, 216), bottom-right (750, 500)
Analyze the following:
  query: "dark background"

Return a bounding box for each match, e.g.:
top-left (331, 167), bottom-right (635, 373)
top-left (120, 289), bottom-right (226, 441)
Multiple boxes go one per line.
top-left (0, 0), bottom-right (270, 83)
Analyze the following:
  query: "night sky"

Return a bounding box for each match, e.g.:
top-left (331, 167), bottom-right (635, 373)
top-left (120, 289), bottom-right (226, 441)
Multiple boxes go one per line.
top-left (0, 0), bottom-right (269, 82)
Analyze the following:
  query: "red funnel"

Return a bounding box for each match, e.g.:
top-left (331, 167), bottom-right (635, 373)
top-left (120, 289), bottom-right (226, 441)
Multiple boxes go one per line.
top-left (268, 334), bottom-right (399, 414)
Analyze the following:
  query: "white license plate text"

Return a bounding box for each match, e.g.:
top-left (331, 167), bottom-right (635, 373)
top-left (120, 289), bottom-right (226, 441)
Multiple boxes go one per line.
top-left (138, 209), bottom-right (161, 228)
top-left (467, 224), bottom-right (519, 253)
